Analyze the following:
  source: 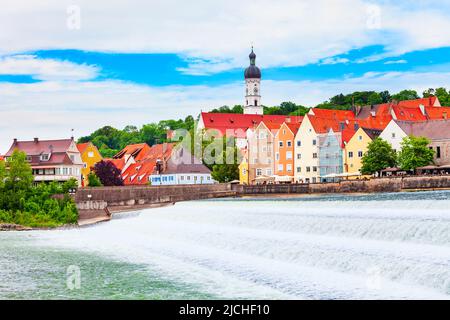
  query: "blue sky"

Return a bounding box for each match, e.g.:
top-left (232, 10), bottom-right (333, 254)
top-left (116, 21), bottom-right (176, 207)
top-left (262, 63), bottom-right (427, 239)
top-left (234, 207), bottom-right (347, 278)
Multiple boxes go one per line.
top-left (0, 0), bottom-right (450, 151)
top-left (6, 45), bottom-right (450, 86)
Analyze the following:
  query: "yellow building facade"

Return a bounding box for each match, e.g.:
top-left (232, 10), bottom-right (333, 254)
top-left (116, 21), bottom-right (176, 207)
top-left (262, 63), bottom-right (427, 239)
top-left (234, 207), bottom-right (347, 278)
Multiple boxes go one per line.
top-left (344, 127), bottom-right (381, 176)
top-left (77, 142), bottom-right (103, 186)
top-left (239, 157), bottom-right (249, 185)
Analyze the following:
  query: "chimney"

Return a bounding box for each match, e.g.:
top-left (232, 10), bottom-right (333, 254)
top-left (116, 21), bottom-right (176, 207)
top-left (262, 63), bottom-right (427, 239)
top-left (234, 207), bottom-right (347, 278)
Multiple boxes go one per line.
top-left (285, 117), bottom-right (291, 123)
top-left (34, 138), bottom-right (39, 143)
top-left (13, 138), bottom-right (17, 145)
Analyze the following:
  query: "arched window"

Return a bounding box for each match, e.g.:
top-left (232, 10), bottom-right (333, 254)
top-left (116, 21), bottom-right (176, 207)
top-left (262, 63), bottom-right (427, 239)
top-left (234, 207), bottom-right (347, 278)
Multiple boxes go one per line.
top-left (254, 100), bottom-right (257, 106)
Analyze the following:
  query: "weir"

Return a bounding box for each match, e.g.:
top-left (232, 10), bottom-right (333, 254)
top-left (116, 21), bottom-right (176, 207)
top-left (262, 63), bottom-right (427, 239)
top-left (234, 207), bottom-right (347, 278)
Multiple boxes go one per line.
top-left (74, 175), bottom-right (450, 225)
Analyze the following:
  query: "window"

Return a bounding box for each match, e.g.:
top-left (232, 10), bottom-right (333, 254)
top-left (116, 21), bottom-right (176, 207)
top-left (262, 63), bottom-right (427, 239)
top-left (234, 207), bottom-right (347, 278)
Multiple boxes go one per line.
top-left (181, 176), bottom-right (184, 181)
top-left (313, 153), bottom-right (317, 159)
top-left (254, 100), bottom-right (257, 106)
top-left (278, 164), bottom-right (283, 172)
top-left (306, 166), bottom-right (311, 172)
top-left (287, 140), bottom-right (292, 147)
top-left (358, 135), bottom-right (363, 141)
top-left (243, 168), bottom-right (247, 175)
top-left (266, 169), bottom-right (272, 176)
top-left (297, 153), bottom-right (301, 160)
top-left (287, 164), bottom-right (292, 172)
top-left (256, 168), bottom-right (262, 176)
top-left (297, 140), bottom-right (301, 147)
top-left (392, 133), bottom-right (396, 138)
top-left (26, 155), bottom-right (32, 162)
top-left (358, 151), bottom-right (363, 158)
top-left (286, 151), bottom-right (292, 160)
top-left (88, 151), bottom-right (94, 158)
top-left (436, 146), bottom-right (441, 158)
top-left (283, 129), bottom-right (286, 135)
top-left (312, 177), bottom-right (317, 183)
top-left (70, 155), bottom-right (75, 162)
top-left (312, 139), bottom-right (317, 146)
top-left (41, 154), bottom-right (49, 161)
top-left (313, 166), bottom-right (317, 172)
top-left (279, 141), bottom-right (284, 147)
top-left (276, 153), bottom-right (280, 160)
top-left (187, 176), bottom-right (191, 180)
top-left (296, 167), bottom-right (301, 173)
top-left (63, 168), bottom-right (68, 175)
top-left (340, 122), bottom-right (345, 130)
top-left (348, 151), bottom-right (354, 158)
top-left (55, 168), bottom-right (60, 175)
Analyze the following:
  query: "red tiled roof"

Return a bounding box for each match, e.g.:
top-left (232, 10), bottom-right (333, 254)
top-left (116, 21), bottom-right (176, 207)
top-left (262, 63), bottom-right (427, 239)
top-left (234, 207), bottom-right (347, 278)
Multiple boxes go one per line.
top-left (5, 138), bottom-right (74, 157)
top-left (113, 143), bottom-right (152, 161)
top-left (426, 106), bottom-right (450, 120)
top-left (393, 105), bottom-right (427, 121)
top-left (309, 108), bottom-right (356, 121)
top-left (76, 142), bottom-right (90, 154)
top-left (105, 158), bottom-right (126, 171)
top-left (122, 160), bottom-right (157, 185)
top-left (397, 96), bottom-right (438, 108)
top-left (4, 138), bottom-right (77, 166)
top-left (201, 112), bottom-right (303, 136)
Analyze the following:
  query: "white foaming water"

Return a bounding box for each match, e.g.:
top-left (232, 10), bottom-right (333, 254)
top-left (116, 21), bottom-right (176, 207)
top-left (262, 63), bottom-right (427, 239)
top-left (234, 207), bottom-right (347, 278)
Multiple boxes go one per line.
top-left (27, 192), bottom-right (450, 299)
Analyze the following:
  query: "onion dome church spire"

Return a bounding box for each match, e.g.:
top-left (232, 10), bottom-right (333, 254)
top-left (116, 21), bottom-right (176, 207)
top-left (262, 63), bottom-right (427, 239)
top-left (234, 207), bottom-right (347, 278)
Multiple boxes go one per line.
top-left (244, 47), bottom-right (263, 114)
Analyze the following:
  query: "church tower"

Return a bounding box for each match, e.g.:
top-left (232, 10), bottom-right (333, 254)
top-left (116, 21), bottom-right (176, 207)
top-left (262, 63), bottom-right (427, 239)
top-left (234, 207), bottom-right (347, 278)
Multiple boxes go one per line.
top-left (244, 47), bottom-right (263, 115)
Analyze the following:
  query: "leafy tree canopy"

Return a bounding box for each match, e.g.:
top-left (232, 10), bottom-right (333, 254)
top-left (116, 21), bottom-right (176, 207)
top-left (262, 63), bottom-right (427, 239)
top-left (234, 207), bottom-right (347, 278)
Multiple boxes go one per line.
top-left (361, 138), bottom-right (398, 175)
top-left (397, 136), bottom-right (435, 171)
top-left (93, 160), bottom-right (124, 186)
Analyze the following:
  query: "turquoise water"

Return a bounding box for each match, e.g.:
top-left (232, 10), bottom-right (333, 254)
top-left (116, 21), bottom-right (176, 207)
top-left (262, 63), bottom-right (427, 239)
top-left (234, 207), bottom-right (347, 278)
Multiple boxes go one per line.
top-left (1, 191), bottom-right (450, 299)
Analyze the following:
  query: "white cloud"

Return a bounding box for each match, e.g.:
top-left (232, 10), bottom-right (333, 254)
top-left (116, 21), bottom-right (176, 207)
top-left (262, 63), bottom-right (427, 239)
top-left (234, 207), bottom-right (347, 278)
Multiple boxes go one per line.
top-left (384, 59), bottom-right (407, 65)
top-left (1, 69), bottom-right (450, 152)
top-left (319, 57), bottom-right (350, 65)
top-left (0, 55), bottom-right (99, 81)
top-left (0, 0), bottom-right (449, 73)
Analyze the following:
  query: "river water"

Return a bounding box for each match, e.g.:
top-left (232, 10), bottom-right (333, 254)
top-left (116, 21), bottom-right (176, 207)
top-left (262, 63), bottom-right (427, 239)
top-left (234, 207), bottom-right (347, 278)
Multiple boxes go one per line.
top-left (1, 191), bottom-right (450, 300)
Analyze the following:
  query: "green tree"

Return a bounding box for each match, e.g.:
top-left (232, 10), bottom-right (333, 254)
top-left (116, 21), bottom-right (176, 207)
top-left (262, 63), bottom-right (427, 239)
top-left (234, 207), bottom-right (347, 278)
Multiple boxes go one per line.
top-left (361, 138), bottom-right (397, 175)
top-left (4, 150), bottom-right (34, 192)
top-left (434, 87), bottom-right (450, 106)
top-left (367, 92), bottom-right (383, 105)
top-left (87, 172), bottom-right (103, 187)
top-left (392, 90), bottom-right (419, 101)
top-left (397, 136), bottom-right (435, 171)
top-left (0, 160), bottom-right (6, 190)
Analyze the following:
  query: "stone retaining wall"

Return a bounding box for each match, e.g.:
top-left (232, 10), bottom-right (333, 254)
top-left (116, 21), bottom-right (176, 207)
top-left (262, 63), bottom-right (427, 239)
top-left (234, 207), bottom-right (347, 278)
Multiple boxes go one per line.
top-left (75, 184), bottom-right (234, 212)
top-left (234, 175), bottom-right (450, 195)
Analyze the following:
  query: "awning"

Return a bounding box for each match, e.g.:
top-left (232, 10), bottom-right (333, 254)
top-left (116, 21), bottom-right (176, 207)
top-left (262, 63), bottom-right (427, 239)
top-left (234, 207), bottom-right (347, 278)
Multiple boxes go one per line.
top-left (254, 175), bottom-right (275, 181)
top-left (381, 167), bottom-right (400, 172)
top-left (417, 165), bottom-right (439, 170)
top-left (275, 175), bottom-right (294, 182)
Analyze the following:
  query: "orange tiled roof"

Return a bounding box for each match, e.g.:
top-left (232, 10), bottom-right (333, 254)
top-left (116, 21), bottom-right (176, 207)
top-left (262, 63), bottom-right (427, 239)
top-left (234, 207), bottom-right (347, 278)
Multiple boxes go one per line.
top-left (76, 142), bottom-right (90, 154)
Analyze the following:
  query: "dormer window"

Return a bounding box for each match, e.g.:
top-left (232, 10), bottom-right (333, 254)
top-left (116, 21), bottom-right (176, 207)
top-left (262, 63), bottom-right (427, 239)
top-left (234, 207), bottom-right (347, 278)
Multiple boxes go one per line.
top-left (40, 154), bottom-right (50, 161)
top-left (26, 155), bottom-right (32, 162)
